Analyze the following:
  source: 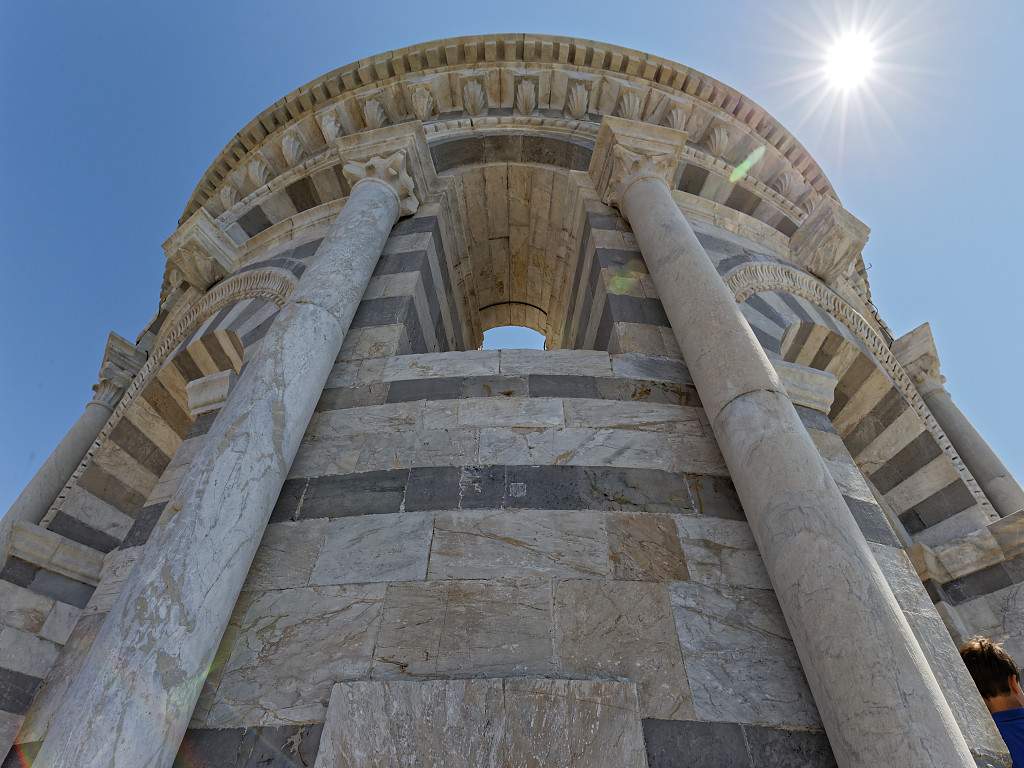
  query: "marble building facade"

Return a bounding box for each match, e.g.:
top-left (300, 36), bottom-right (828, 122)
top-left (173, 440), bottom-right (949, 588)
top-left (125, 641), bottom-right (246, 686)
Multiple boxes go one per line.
top-left (1, 33), bottom-right (1021, 767)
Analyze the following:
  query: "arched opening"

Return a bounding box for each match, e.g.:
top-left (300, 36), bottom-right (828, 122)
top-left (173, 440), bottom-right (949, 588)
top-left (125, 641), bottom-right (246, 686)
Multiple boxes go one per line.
top-left (480, 326), bottom-right (545, 350)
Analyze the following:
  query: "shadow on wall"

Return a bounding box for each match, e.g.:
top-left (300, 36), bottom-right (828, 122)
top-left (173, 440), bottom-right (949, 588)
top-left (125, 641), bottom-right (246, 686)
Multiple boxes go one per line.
top-left (481, 326), bottom-right (546, 350)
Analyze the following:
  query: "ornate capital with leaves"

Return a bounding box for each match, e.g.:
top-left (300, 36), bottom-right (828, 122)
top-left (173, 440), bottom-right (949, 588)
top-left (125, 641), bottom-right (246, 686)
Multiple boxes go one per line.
top-left (342, 149), bottom-right (419, 217)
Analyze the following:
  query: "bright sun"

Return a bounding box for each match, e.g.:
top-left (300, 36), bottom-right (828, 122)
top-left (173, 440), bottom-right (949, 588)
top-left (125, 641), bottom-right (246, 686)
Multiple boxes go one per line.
top-left (824, 32), bottom-right (876, 90)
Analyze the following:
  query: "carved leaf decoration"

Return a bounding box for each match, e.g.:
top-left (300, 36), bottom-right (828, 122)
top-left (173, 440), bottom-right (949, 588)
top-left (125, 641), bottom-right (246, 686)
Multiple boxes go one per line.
top-left (410, 86), bottom-right (434, 121)
top-left (317, 110), bottom-right (341, 142)
top-left (773, 171), bottom-right (799, 198)
top-left (247, 157), bottom-right (270, 187)
top-left (462, 80), bottom-right (487, 116)
top-left (281, 130), bottom-right (306, 167)
top-left (666, 106), bottom-right (689, 132)
top-left (617, 91), bottom-right (644, 122)
top-left (704, 125), bottom-right (731, 158)
top-left (362, 99), bottom-right (388, 129)
top-left (566, 82), bottom-right (589, 120)
top-left (219, 184), bottom-right (238, 210)
top-left (515, 80), bottom-right (537, 115)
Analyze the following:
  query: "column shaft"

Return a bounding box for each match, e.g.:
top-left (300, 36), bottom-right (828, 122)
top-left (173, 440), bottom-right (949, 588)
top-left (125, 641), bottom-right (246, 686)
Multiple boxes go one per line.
top-left (34, 179), bottom-right (402, 768)
top-left (924, 387), bottom-right (1024, 517)
top-left (0, 400), bottom-right (112, 558)
top-left (619, 177), bottom-right (973, 767)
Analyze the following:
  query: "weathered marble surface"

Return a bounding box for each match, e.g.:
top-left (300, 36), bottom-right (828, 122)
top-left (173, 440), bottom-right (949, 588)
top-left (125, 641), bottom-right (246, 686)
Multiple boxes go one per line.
top-left (245, 512), bottom-right (433, 591)
top-left (554, 579), bottom-right (693, 720)
top-left (33, 165), bottom-right (408, 767)
top-left (675, 516), bottom-right (771, 590)
top-left (607, 513), bottom-right (689, 581)
top-left (428, 509), bottom-right (608, 579)
top-left (314, 678), bottom-right (648, 768)
top-left (372, 580), bottom-right (556, 681)
top-left (206, 584), bottom-right (386, 727)
top-left (670, 581), bottom-right (819, 727)
top-left (603, 118), bottom-right (975, 766)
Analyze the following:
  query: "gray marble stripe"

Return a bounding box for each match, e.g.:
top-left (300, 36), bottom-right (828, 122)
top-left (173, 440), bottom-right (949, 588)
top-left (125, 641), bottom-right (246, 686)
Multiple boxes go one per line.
top-left (642, 718), bottom-right (836, 768)
top-left (320, 373), bottom-right (699, 410)
top-left (270, 465), bottom-right (739, 524)
top-left (942, 562), bottom-right (1015, 605)
top-left (45, 512), bottom-right (120, 554)
top-left (77, 464), bottom-right (147, 517)
top-left (900, 479), bottom-right (977, 531)
top-left (235, 205), bottom-right (272, 237)
top-left (843, 388), bottom-right (909, 459)
top-left (562, 213), bottom-right (594, 345)
top-left (0, 666), bottom-right (43, 716)
top-left (0, 557), bottom-right (93, 609)
top-left (869, 431), bottom-right (942, 495)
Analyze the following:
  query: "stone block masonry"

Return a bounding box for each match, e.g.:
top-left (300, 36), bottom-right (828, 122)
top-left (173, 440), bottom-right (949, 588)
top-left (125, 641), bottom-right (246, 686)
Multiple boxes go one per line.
top-left (3, 32), bottom-right (1016, 768)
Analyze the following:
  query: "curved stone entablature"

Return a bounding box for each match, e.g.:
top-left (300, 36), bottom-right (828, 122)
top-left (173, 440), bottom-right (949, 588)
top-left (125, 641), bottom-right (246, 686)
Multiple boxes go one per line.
top-left (181, 35), bottom-right (836, 228)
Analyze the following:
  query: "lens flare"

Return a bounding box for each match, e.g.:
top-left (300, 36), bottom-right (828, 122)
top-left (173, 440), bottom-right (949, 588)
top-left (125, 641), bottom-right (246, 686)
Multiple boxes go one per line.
top-left (729, 146), bottom-right (766, 183)
top-left (825, 32), bottom-right (876, 90)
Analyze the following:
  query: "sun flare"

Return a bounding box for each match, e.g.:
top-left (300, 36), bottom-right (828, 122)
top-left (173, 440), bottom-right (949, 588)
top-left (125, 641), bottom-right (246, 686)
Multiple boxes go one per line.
top-left (824, 31), bottom-right (876, 91)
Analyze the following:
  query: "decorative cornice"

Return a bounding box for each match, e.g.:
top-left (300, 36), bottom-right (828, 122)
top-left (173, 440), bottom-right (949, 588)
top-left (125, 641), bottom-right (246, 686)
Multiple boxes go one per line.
top-left (723, 261), bottom-right (994, 517)
top-left (48, 268), bottom-right (297, 518)
top-left (181, 34), bottom-right (837, 225)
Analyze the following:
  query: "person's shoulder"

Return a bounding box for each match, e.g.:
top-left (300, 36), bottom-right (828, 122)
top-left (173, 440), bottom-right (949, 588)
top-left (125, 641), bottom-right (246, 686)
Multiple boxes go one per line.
top-left (992, 707), bottom-right (1024, 723)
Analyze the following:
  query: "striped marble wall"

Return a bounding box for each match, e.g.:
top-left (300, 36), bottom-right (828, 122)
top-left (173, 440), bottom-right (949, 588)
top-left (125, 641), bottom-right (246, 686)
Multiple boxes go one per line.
top-left (779, 321), bottom-right (986, 542)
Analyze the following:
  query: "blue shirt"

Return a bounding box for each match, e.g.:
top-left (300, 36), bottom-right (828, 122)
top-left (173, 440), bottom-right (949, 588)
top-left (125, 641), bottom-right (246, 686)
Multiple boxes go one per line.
top-left (994, 707), bottom-right (1024, 767)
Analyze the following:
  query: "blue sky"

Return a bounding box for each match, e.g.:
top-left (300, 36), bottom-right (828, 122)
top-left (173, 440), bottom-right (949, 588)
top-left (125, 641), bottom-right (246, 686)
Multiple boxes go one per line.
top-left (1, 1), bottom-right (1021, 512)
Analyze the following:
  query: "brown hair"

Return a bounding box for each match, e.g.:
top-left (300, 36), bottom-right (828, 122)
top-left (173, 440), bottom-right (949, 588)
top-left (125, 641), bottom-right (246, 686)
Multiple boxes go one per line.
top-left (960, 636), bottom-right (1020, 699)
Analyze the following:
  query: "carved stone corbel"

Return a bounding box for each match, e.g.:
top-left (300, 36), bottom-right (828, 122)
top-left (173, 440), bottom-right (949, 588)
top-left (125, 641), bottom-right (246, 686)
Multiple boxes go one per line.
top-left (163, 208), bottom-right (242, 291)
top-left (789, 196), bottom-right (870, 286)
top-left (892, 322), bottom-right (946, 396)
top-left (91, 332), bottom-right (147, 408)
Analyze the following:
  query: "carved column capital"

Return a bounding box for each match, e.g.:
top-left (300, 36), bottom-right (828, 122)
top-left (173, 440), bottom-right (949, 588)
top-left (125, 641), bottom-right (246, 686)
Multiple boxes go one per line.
top-left (604, 145), bottom-right (679, 207)
top-left (336, 121), bottom-right (437, 217)
top-left (892, 322), bottom-right (947, 396)
top-left (163, 208), bottom-right (242, 291)
top-left (790, 197), bottom-right (870, 285)
top-left (90, 332), bottom-right (147, 409)
top-left (342, 150), bottom-right (419, 217)
top-left (589, 115), bottom-right (687, 209)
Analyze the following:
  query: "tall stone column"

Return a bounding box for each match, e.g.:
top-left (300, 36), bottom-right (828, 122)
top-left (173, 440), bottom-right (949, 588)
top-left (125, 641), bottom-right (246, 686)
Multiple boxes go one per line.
top-left (591, 117), bottom-right (974, 767)
top-left (0, 333), bottom-right (144, 558)
top-left (34, 147), bottom-right (419, 768)
top-left (895, 322), bottom-right (1024, 518)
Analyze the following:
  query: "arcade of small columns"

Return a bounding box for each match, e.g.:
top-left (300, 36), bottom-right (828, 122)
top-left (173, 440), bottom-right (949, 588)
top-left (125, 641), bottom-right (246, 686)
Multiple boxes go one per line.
top-left (13, 117), bottom-right (1022, 767)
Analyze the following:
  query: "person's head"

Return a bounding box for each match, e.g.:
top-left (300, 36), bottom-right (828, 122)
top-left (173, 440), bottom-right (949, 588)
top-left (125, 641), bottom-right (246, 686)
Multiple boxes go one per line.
top-left (960, 636), bottom-right (1023, 713)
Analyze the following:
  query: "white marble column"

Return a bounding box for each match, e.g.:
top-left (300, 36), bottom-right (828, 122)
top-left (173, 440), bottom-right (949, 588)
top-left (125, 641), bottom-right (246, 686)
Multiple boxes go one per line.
top-left (895, 322), bottom-right (1024, 518)
top-left (0, 334), bottom-right (144, 559)
top-left (34, 149), bottom-right (418, 768)
top-left (592, 118), bottom-right (974, 767)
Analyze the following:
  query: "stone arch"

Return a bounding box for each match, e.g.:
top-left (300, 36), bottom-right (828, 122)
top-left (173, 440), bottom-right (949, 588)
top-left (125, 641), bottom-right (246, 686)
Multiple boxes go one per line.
top-left (723, 261), bottom-right (993, 528)
top-left (41, 269), bottom-right (296, 553)
top-left (779, 320), bottom-right (996, 540)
